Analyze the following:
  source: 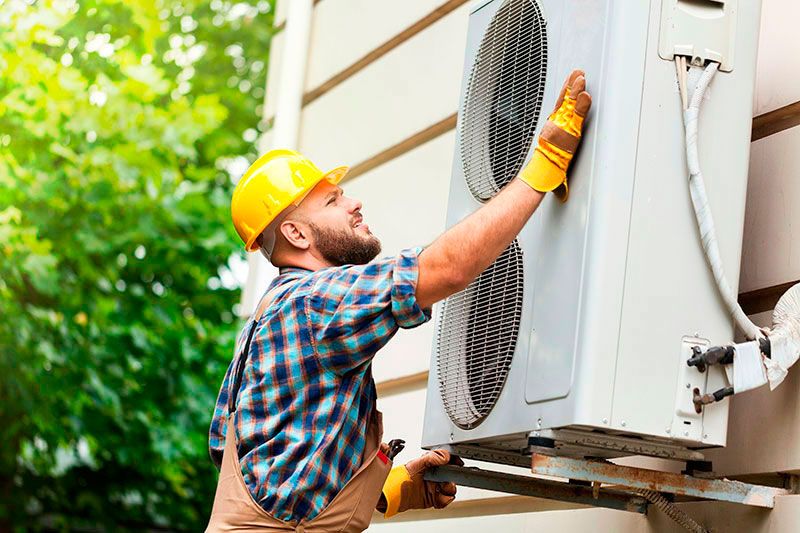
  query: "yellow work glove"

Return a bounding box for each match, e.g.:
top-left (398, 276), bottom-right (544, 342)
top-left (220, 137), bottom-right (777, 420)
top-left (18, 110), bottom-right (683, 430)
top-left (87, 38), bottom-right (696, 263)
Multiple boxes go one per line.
top-left (379, 450), bottom-right (462, 518)
top-left (518, 69), bottom-right (592, 202)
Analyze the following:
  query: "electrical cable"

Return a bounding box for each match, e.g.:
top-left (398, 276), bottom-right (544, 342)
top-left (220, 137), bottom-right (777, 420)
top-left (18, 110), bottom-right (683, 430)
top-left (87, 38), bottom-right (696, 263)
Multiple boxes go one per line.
top-left (635, 489), bottom-right (709, 533)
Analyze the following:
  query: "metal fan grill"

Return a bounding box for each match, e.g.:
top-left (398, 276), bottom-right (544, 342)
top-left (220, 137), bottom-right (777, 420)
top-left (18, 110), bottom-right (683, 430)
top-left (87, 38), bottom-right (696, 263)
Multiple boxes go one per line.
top-left (460, 0), bottom-right (548, 202)
top-left (436, 241), bottom-right (525, 429)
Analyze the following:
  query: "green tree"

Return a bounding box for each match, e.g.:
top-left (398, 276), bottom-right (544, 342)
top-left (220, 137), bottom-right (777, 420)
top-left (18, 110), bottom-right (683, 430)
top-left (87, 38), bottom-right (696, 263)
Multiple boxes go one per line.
top-left (0, 0), bottom-right (275, 529)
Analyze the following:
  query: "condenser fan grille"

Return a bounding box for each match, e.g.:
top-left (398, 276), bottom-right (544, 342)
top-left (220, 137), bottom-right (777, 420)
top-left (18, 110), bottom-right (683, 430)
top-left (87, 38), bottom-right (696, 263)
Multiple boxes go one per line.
top-left (461, 0), bottom-right (547, 202)
top-left (436, 241), bottom-right (524, 429)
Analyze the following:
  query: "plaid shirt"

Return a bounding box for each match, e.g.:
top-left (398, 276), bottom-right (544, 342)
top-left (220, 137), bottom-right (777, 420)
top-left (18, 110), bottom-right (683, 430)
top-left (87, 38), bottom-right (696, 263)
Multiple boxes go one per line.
top-left (209, 248), bottom-right (430, 522)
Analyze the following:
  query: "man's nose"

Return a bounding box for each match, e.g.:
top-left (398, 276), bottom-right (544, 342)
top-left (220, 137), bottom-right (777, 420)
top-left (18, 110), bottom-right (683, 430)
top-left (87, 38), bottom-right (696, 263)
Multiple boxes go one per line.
top-left (345, 196), bottom-right (362, 213)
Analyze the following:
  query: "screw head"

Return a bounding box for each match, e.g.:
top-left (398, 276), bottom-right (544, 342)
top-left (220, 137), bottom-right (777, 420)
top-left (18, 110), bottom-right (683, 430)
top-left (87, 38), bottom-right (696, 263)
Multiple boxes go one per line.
top-left (621, 421), bottom-right (626, 427)
top-left (449, 432), bottom-right (454, 442)
top-left (684, 431), bottom-right (690, 437)
top-left (686, 383), bottom-right (691, 389)
top-left (666, 428), bottom-right (671, 434)
top-left (703, 434), bottom-right (708, 439)
top-left (602, 418), bottom-right (608, 424)
top-left (537, 418), bottom-right (542, 428)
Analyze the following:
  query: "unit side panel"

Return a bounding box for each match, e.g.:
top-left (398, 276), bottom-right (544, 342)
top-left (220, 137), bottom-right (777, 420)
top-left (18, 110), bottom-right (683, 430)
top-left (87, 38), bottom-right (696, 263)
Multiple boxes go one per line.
top-left (612, 0), bottom-right (762, 442)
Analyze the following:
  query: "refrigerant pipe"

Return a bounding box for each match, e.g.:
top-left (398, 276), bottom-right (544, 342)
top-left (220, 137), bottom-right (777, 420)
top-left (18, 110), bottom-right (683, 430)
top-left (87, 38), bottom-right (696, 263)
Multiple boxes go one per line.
top-left (676, 59), bottom-right (800, 403)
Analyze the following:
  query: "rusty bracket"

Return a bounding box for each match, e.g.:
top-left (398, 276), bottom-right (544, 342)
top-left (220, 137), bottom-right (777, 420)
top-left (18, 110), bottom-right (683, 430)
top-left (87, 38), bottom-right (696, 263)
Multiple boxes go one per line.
top-left (531, 454), bottom-right (789, 509)
top-left (424, 464), bottom-right (648, 513)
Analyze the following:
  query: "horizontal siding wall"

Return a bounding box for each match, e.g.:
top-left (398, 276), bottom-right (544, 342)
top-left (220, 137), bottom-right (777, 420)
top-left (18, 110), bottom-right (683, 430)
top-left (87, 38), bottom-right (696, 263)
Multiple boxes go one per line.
top-left (297, 2), bottom-right (469, 170)
top-left (740, 126), bottom-right (800, 293)
top-left (305, 0), bottom-right (466, 92)
top-left (739, 0), bottom-right (800, 295)
top-left (753, 0), bottom-right (800, 115)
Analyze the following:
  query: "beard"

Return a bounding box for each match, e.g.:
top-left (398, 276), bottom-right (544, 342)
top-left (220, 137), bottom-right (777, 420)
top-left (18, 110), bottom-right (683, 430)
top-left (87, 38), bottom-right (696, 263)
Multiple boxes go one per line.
top-left (309, 222), bottom-right (382, 266)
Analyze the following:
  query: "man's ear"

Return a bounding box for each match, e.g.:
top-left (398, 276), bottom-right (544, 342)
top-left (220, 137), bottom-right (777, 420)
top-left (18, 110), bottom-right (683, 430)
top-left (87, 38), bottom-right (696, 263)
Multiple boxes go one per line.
top-left (278, 219), bottom-right (311, 251)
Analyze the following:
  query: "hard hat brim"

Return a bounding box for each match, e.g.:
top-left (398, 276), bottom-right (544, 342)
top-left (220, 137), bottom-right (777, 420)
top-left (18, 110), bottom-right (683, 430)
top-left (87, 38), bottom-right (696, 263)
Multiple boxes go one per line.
top-left (243, 165), bottom-right (350, 252)
top-left (322, 165), bottom-right (349, 184)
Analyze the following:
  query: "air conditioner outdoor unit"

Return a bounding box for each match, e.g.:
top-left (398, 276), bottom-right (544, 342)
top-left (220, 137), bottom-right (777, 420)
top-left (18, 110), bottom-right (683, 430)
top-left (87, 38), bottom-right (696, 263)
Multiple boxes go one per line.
top-left (422, 0), bottom-right (763, 466)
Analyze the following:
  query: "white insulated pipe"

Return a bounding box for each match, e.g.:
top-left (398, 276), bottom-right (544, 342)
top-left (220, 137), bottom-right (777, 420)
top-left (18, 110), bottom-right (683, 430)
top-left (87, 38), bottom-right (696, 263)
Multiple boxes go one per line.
top-left (240, 0), bottom-right (314, 316)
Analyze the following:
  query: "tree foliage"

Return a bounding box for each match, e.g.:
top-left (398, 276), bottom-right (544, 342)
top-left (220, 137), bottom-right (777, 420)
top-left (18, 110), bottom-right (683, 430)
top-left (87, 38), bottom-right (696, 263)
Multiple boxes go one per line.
top-left (0, 0), bottom-right (274, 528)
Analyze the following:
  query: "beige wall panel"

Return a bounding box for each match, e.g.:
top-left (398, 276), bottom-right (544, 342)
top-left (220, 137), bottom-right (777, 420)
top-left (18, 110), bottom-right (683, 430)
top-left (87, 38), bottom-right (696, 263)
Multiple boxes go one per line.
top-left (345, 133), bottom-right (456, 383)
top-left (306, 0), bottom-right (459, 91)
top-left (754, 0), bottom-right (800, 116)
top-left (263, 29), bottom-right (285, 121)
top-left (298, 4), bottom-right (469, 170)
top-left (372, 321), bottom-right (434, 384)
top-left (739, 126), bottom-right (800, 293)
top-left (369, 506), bottom-right (646, 532)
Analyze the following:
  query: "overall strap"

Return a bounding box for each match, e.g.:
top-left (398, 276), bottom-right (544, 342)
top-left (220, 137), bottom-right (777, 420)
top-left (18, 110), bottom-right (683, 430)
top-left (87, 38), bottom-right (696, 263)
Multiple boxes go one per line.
top-left (227, 286), bottom-right (286, 415)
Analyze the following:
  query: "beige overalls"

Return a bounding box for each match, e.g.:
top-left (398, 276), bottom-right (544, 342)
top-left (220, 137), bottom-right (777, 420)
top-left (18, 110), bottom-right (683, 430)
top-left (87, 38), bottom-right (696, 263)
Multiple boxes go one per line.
top-left (206, 288), bottom-right (392, 532)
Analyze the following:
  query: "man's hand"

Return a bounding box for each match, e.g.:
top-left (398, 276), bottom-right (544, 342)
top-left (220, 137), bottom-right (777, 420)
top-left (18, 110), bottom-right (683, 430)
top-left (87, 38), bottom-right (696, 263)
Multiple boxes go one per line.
top-left (518, 69), bottom-right (592, 202)
top-left (379, 449), bottom-right (463, 518)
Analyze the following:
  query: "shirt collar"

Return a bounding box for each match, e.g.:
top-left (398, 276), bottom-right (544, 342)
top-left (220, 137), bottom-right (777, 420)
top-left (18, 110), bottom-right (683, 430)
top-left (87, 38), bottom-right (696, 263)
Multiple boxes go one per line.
top-left (278, 266), bottom-right (312, 275)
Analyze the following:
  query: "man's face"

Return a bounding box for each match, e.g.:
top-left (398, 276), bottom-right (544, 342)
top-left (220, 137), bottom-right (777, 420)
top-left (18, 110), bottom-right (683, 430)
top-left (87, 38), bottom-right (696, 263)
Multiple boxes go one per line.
top-left (291, 180), bottom-right (381, 266)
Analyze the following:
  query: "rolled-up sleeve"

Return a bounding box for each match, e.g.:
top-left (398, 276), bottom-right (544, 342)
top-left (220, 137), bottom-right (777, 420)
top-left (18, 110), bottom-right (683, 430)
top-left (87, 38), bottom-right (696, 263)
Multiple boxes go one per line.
top-left (388, 248), bottom-right (430, 328)
top-left (306, 248), bottom-right (431, 374)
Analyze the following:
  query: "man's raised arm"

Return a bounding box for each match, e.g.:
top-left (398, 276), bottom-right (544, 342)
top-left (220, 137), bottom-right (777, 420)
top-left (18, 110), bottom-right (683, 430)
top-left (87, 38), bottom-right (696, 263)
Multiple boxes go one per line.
top-left (416, 69), bottom-right (592, 309)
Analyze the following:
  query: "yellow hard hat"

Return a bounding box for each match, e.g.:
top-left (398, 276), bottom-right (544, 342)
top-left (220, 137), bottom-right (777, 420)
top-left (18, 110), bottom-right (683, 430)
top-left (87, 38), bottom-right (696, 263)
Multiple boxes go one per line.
top-left (231, 149), bottom-right (349, 251)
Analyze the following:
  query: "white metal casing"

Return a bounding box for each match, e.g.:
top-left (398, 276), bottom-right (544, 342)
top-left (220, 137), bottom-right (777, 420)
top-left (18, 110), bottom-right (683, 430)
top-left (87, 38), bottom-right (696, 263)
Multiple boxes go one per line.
top-left (422, 0), bottom-right (762, 460)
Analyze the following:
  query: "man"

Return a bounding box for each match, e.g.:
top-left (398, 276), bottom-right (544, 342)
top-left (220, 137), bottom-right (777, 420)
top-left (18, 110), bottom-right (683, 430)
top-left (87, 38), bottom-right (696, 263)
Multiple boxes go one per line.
top-left (207, 70), bottom-right (591, 531)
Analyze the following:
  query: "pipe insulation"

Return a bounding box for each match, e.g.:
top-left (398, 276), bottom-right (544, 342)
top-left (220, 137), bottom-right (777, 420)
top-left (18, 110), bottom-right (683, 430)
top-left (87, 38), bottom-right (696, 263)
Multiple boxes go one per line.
top-left (681, 62), bottom-right (764, 342)
top-left (678, 62), bottom-right (800, 393)
top-left (762, 283), bottom-right (800, 389)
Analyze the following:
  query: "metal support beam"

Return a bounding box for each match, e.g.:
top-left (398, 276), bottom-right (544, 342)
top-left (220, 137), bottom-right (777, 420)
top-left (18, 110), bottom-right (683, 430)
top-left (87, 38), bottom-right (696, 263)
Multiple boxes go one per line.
top-left (424, 465), bottom-right (648, 514)
top-left (531, 454), bottom-right (789, 508)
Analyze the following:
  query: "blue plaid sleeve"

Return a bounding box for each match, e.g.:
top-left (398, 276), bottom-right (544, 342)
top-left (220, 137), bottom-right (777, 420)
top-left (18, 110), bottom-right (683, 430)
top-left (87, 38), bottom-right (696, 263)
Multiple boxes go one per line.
top-left (208, 323), bottom-right (253, 468)
top-left (208, 357), bottom-right (233, 469)
top-left (306, 247), bottom-right (431, 374)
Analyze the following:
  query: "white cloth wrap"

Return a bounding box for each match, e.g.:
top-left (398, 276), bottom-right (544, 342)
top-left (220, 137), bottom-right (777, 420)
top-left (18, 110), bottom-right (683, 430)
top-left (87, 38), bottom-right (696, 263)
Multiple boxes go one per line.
top-left (732, 340), bottom-right (768, 393)
top-left (764, 284), bottom-right (800, 389)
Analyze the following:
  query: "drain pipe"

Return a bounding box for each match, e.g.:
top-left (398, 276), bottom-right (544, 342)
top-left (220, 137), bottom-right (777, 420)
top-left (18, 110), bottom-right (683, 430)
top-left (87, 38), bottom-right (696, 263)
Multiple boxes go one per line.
top-left (240, 0), bottom-right (314, 316)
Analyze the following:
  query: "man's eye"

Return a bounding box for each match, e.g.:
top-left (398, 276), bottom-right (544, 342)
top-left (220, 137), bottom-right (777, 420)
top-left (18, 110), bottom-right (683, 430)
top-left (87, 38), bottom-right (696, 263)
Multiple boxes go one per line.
top-left (327, 198), bottom-right (336, 205)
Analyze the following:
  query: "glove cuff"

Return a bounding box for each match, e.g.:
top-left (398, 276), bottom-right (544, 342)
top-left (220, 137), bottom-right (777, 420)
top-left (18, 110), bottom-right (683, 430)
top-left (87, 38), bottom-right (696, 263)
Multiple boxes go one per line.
top-left (518, 149), bottom-right (566, 197)
top-left (382, 466), bottom-right (412, 518)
